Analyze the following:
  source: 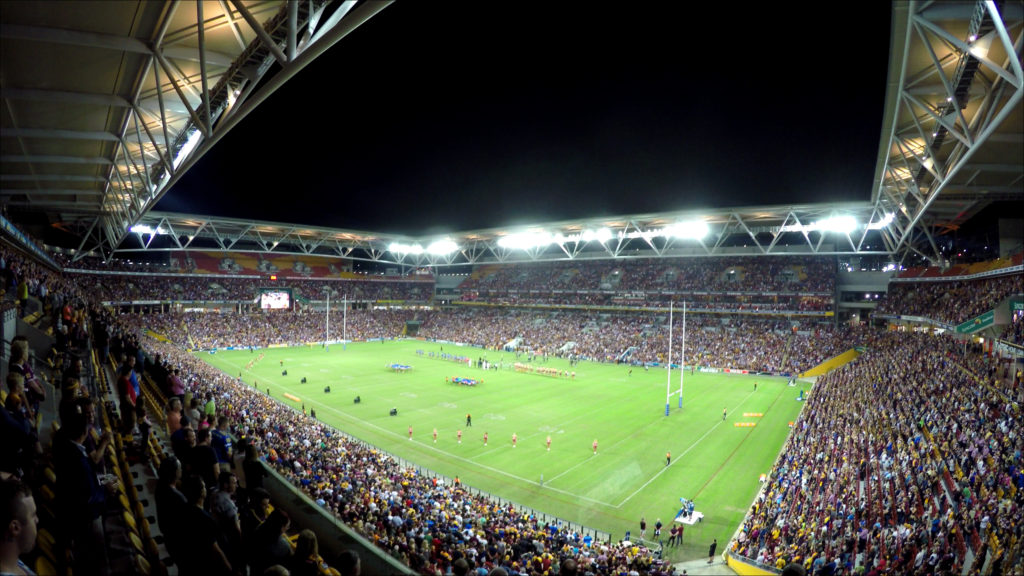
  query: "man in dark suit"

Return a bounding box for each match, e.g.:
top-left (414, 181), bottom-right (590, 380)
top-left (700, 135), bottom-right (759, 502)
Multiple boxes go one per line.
top-left (53, 403), bottom-right (110, 576)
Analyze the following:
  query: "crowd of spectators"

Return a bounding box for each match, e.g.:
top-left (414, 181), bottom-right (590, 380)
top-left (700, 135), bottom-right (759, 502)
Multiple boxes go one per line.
top-left (874, 274), bottom-right (1022, 326)
top-left (61, 255), bottom-right (841, 318)
top-left (105, 312), bottom-right (677, 576)
top-left (734, 330), bottom-right (1023, 575)
top-left (132, 305), bottom-right (855, 376)
top-left (67, 272), bottom-right (435, 304)
top-left (997, 311), bottom-right (1023, 347)
top-left (460, 256), bottom-right (835, 299)
top-left (5, 239), bottom-right (1021, 576)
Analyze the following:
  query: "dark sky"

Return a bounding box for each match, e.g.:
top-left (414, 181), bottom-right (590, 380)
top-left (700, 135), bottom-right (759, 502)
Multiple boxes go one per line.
top-left (157, 2), bottom-right (894, 236)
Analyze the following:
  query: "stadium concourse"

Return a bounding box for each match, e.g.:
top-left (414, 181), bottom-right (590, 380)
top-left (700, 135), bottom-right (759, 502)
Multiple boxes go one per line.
top-left (1, 234), bottom-right (1022, 576)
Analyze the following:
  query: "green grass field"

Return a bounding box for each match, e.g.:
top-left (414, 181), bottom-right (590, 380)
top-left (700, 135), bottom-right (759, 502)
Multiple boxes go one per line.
top-left (198, 340), bottom-right (809, 562)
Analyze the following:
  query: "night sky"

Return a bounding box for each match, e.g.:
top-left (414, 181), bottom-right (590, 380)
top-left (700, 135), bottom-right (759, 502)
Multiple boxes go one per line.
top-left (157, 2), bottom-right (895, 236)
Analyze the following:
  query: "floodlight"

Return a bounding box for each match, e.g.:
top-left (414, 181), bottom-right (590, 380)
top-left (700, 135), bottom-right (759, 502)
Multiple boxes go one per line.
top-left (498, 231), bottom-right (553, 250)
top-left (388, 242), bottom-right (424, 255)
top-left (665, 221), bottom-right (709, 240)
top-left (814, 216), bottom-right (857, 234)
top-left (130, 224), bottom-right (164, 235)
top-left (581, 228), bottom-right (612, 243)
top-left (866, 213), bottom-right (895, 230)
top-left (172, 128), bottom-right (203, 170)
top-left (427, 239), bottom-right (458, 255)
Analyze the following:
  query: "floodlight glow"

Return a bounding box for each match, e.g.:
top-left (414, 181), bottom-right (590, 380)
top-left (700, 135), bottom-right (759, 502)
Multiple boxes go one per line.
top-left (172, 128), bottom-right (203, 170)
top-left (427, 239), bottom-right (458, 255)
top-left (498, 231), bottom-right (553, 250)
top-left (780, 215), bottom-right (859, 234)
top-left (579, 228), bottom-right (612, 243)
top-left (389, 242), bottom-right (424, 255)
top-left (866, 212), bottom-right (895, 230)
top-left (130, 224), bottom-right (164, 235)
top-left (816, 216), bottom-right (857, 234)
top-left (665, 221), bottom-right (709, 240)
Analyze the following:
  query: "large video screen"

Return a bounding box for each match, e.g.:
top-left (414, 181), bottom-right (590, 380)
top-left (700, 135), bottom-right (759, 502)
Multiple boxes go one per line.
top-left (259, 289), bottom-right (292, 310)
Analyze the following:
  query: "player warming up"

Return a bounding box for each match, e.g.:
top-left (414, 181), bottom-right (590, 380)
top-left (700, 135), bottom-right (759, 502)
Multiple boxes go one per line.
top-left (408, 425), bottom-right (413, 440)
top-left (433, 428), bottom-right (437, 443)
top-left (512, 432), bottom-right (518, 448)
top-left (457, 429), bottom-right (462, 444)
top-left (592, 438), bottom-right (598, 455)
top-left (546, 435), bottom-right (551, 451)
top-left (483, 431), bottom-right (488, 446)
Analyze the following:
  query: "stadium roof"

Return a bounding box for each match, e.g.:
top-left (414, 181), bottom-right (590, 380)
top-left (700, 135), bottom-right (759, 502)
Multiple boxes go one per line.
top-left (2, 1), bottom-right (1022, 267)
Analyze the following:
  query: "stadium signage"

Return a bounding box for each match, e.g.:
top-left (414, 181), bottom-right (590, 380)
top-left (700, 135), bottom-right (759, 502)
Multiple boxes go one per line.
top-left (0, 214), bottom-right (59, 269)
top-left (890, 264), bottom-right (1022, 283)
top-left (956, 310), bottom-right (995, 334)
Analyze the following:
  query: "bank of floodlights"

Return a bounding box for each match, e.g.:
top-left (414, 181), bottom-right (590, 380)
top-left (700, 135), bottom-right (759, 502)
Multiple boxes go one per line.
top-left (497, 231), bottom-right (554, 250)
top-left (130, 224), bottom-right (165, 235)
top-left (427, 239), bottom-right (459, 255)
top-left (781, 214), bottom-right (877, 234)
top-left (497, 221), bottom-right (710, 251)
top-left (580, 228), bottom-right (613, 243)
top-left (389, 239), bottom-right (460, 256)
top-left (661, 220), bottom-right (710, 240)
top-left (388, 242), bottom-right (423, 255)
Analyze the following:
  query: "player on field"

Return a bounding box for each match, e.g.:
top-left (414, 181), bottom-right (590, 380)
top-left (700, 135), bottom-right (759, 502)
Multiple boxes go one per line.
top-left (546, 435), bottom-right (551, 451)
top-left (433, 428), bottom-right (437, 443)
top-left (512, 432), bottom-right (518, 448)
top-left (408, 425), bottom-right (413, 440)
top-left (483, 431), bottom-right (488, 446)
top-left (457, 429), bottom-right (462, 444)
top-left (592, 439), bottom-right (598, 455)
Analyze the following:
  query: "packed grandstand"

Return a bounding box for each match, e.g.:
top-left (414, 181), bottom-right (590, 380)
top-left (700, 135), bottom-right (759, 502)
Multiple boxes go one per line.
top-left (1, 234), bottom-right (1022, 576)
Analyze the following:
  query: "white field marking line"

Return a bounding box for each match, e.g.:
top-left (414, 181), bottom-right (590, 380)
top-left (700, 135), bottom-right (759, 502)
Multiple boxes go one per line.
top-left (472, 407), bottom-right (596, 485)
top-left (532, 389), bottom-right (643, 483)
top-left (614, 388), bottom-right (759, 508)
top-left (544, 393), bottom-right (684, 486)
top-left (212, 355), bottom-right (619, 509)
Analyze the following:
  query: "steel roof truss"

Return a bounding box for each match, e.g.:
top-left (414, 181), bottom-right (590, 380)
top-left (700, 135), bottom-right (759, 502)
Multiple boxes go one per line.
top-left (197, 0), bottom-right (214, 136)
top-left (916, 9), bottom-right (1021, 89)
top-left (229, 0), bottom-right (289, 67)
top-left (160, 220), bottom-right (185, 250)
top-left (287, 0), bottom-right (298, 60)
top-left (898, 100), bottom-right (947, 184)
top-left (730, 213), bottom-right (765, 254)
top-left (904, 91), bottom-right (971, 150)
top-left (130, 114), bottom-right (154, 192)
top-left (150, 59), bottom-right (176, 181)
top-left (153, 49), bottom-right (208, 137)
top-left (307, 1), bottom-right (358, 47)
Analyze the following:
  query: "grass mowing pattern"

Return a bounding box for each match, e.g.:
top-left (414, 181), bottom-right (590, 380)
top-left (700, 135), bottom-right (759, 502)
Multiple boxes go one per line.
top-left (199, 340), bottom-right (808, 561)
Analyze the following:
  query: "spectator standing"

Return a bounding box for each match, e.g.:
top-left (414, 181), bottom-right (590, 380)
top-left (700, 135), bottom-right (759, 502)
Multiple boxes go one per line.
top-left (287, 529), bottom-right (321, 576)
top-left (248, 509), bottom-right (292, 576)
top-left (210, 472), bottom-right (243, 572)
top-left (242, 443), bottom-right (267, 492)
top-left (53, 404), bottom-right (109, 576)
top-left (177, 475), bottom-right (232, 576)
top-left (189, 428), bottom-right (220, 492)
top-left (211, 416), bottom-right (233, 473)
top-left (155, 456), bottom-right (186, 563)
top-left (0, 478), bottom-right (38, 576)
